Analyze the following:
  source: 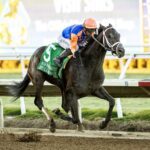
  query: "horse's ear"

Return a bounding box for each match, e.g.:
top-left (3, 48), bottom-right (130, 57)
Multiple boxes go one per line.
top-left (99, 24), bottom-right (105, 30)
top-left (98, 24), bottom-right (105, 33)
top-left (108, 23), bottom-right (112, 27)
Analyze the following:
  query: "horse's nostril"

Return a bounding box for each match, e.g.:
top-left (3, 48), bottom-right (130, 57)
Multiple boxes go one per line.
top-left (118, 48), bottom-right (125, 54)
top-left (117, 48), bottom-right (125, 58)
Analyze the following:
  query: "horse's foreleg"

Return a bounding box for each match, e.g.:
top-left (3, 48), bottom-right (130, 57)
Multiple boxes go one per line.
top-left (34, 79), bottom-right (56, 133)
top-left (70, 101), bottom-right (84, 132)
top-left (62, 89), bottom-right (83, 131)
top-left (92, 86), bottom-right (115, 129)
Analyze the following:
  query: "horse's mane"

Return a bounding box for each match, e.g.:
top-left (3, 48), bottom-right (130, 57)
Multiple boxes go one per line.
top-left (80, 24), bottom-right (103, 53)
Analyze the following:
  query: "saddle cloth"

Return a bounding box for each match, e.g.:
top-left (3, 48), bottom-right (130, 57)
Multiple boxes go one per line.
top-left (37, 43), bottom-right (69, 79)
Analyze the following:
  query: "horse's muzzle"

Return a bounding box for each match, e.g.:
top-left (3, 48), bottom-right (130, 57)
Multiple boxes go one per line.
top-left (116, 44), bottom-right (125, 58)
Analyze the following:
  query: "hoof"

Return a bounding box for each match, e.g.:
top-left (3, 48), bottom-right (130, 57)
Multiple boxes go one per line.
top-left (49, 127), bottom-right (56, 133)
top-left (52, 108), bottom-right (60, 115)
top-left (77, 124), bottom-right (84, 132)
top-left (99, 121), bottom-right (107, 129)
top-left (49, 120), bottom-right (56, 133)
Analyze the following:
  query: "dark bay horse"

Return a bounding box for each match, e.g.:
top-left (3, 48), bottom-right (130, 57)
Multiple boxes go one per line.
top-left (7, 24), bottom-right (125, 132)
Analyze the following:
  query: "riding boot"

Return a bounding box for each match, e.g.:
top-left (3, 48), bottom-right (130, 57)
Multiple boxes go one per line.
top-left (54, 48), bottom-right (72, 67)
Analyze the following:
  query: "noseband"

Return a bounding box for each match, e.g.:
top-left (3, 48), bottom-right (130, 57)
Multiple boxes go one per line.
top-left (92, 27), bottom-right (121, 53)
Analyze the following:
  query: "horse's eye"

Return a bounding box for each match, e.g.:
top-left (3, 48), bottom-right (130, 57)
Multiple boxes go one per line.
top-left (109, 33), bottom-right (114, 38)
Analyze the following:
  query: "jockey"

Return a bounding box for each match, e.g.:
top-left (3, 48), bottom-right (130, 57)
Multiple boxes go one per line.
top-left (54, 18), bottom-right (97, 67)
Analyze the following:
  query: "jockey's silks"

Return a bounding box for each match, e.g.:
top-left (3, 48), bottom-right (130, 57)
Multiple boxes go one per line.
top-left (62, 24), bottom-right (87, 53)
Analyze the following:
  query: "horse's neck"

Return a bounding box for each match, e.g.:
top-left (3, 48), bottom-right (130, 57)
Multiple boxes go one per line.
top-left (83, 38), bottom-right (106, 69)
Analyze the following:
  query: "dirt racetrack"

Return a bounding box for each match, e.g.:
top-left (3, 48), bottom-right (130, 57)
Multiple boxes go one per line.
top-left (0, 128), bottom-right (150, 150)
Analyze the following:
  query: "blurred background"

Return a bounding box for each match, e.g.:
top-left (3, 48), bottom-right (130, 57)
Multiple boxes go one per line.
top-left (0, 0), bottom-right (150, 74)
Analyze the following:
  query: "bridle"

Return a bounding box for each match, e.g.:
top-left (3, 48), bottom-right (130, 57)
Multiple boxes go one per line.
top-left (92, 27), bottom-right (121, 53)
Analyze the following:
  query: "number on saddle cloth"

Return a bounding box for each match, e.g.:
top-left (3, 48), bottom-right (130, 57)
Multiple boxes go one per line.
top-left (37, 43), bottom-right (69, 79)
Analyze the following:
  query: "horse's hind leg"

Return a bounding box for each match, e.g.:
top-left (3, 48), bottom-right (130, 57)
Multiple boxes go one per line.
top-left (52, 91), bottom-right (74, 123)
top-left (34, 78), bottom-right (56, 133)
top-left (52, 108), bottom-right (73, 122)
top-left (53, 89), bottom-right (83, 131)
top-left (92, 86), bottom-right (115, 129)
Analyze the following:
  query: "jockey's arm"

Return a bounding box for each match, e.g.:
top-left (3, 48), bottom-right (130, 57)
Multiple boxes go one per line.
top-left (70, 33), bottom-right (78, 54)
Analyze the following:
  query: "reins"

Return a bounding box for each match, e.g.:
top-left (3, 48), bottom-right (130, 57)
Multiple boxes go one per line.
top-left (78, 26), bottom-right (121, 65)
top-left (92, 33), bottom-right (106, 49)
top-left (92, 27), bottom-right (121, 53)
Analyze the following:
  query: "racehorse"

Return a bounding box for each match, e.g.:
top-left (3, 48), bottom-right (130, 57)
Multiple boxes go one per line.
top-left (7, 24), bottom-right (125, 132)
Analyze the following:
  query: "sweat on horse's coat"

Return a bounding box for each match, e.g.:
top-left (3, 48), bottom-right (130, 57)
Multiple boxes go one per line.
top-left (7, 24), bottom-right (125, 132)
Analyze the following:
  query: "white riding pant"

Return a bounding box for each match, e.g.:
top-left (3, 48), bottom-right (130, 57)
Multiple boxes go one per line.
top-left (58, 35), bottom-right (70, 49)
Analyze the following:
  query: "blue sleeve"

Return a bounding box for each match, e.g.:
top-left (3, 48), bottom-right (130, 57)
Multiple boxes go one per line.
top-left (71, 25), bottom-right (83, 35)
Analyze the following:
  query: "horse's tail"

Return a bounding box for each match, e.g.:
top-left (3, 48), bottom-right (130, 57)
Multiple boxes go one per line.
top-left (7, 74), bottom-right (31, 101)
